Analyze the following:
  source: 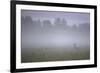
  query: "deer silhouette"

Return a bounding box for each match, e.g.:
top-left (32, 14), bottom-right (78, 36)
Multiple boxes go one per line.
top-left (73, 43), bottom-right (79, 50)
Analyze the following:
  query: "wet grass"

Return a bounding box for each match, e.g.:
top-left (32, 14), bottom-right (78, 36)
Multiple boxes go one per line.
top-left (21, 47), bottom-right (90, 63)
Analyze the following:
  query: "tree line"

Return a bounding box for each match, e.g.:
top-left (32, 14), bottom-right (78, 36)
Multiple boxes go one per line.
top-left (21, 16), bottom-right (90, 33)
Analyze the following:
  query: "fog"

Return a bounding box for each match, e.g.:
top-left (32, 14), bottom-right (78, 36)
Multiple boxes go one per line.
top-left (21, 10), bottom-right (90, 63)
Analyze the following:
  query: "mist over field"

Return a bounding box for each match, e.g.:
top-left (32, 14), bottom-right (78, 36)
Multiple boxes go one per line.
top-left (21, 10), bottom-right (90, 63)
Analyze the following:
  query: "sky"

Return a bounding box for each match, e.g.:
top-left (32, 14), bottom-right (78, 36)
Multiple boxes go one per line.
top-left (21, 10), bottom-right (90, 26)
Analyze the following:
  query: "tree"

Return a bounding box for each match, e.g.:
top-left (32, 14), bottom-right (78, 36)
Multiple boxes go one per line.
top-left (62, 18), bottom-right (67, 25)
top-left (54, 18), bottom-right (61, 26)
top-left (78, 23), bottom-right (90, 32)
top-left (25, 16), bottom-right (33, 24)
top-left (42, 20), bottom-right (52, 29)
top-left (72, 24), bottom-right (78, 30)
top-left (61, 18), bottom-right (68, 28)
top-left (21, 16), bottom-right (25, 24)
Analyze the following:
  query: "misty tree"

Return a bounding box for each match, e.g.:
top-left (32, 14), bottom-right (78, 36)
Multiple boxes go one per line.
top-left (78, 23), bottom-right (90, 31)
top-left (21, 16), bottom-right (26, 35)
top-left (37, 19), bottom-right (41, 25)
top-left (54, 18), bottom-right (61, 26)
top-left (42, 20), bottom-right (52, 30)
top-left (21, 16), bottom-right (34, 35)
top-left (62, 18), bottom-right (67, 26)
top-left (21, 16), bottom-right (25, 24)
top-left (21, 16), bottom-right (34, 48)
top-left (23, 16), bottom-right (33, 31)
top-left (61, 18), bottom-right (69, 30)
top-left (54, 18), bottom-right (68, 29)
top-left (32, 19), bottom-right (41, 30)
top-left (77, 23), bottom-right (90, 36)
top-left (25, 16), bottom-right (33, 24)
top-left (71, 24), bottom-right (78, 30)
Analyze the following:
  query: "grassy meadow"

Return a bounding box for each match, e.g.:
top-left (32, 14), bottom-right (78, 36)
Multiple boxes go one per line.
top-left (21, 46), bottom-right (90, 63)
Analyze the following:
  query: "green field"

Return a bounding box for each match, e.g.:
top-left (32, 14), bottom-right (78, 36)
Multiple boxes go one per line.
top-left (21, 47), bottom-right (90, 63)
